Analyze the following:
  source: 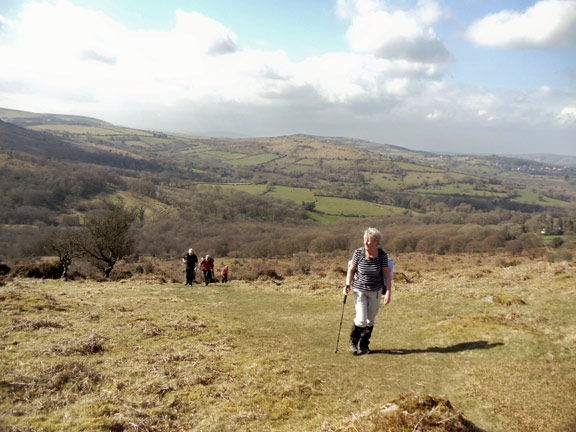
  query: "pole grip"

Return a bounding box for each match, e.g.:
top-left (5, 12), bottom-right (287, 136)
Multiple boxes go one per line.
top-left (343, 294), bottom-right (347, 304)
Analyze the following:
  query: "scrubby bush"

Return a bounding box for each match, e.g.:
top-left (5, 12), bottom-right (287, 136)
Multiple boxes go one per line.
top-left (547, 248), bottom-right (573, 263)
top-left (0, 263), bottom-right (10, 276)
top-left (109, 270), bottom-right (133, 281)
top-left (256, 269), bottom-right (283, 280)
top-left (308, 234), bottom-right (349, 254)
top-left (505, 239), bottom-right (524, 255)
top-left (11, 262), bottom-right (63, 279)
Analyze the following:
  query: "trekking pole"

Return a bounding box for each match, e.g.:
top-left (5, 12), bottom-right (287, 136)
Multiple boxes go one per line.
top-left (334, 294), bottom-right (347, 353)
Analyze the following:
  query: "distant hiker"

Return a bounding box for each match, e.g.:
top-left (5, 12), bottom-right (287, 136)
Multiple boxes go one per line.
top-left (344, 227), bottom-right (391, 355)
top-left (221, 265), bottom-right (229, 283)
top-left (200, 255), bottom-right (214, 286)
top-left (182, 248), bottom-right (198, 286)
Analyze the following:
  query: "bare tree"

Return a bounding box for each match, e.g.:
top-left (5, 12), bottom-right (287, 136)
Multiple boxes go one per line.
top-left (78, 205), bottom-right (137, 278)
top-left (44, 229), bottom-right (82, 280)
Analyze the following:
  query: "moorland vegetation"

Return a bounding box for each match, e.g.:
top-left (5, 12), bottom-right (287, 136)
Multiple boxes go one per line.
top-left (1, 252), bottom-right (575, 431)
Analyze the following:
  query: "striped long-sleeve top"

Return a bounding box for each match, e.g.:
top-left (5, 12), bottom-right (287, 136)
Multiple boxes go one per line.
top-left (350, 247), bottom-right (388, 292)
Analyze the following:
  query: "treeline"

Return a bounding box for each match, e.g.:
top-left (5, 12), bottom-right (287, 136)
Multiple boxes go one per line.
top-left (2, 203), bottom-right (574, 280)
top-left (133, 208), bottom-right (573, 260)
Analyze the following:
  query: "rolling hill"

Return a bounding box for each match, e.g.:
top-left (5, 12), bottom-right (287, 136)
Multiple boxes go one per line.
top-left (1, 107), bottom-right (575, 217)
top-left (1, 106), bottom-right (575, 261)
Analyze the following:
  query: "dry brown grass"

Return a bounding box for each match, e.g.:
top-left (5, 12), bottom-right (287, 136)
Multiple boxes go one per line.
top-left (1, 251), bottom-right (575, 431)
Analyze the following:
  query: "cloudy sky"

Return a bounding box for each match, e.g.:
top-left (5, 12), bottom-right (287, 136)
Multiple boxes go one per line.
top-left (0, 0), bottom-right (575, 155)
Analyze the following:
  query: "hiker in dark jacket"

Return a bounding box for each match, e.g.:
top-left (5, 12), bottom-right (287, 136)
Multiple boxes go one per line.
top-left (344, 228), bottom-right (391, 355)
top-left (182, 248), bottom-right (198, 286)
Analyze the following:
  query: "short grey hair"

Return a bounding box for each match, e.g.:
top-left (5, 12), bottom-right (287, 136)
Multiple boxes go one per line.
top-left (364, 227), bottom-right (382, 243)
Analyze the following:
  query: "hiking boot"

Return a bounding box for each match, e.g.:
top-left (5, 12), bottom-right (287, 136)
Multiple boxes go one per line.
top-left (349, 324), bottom-right (363, 356)
top-left (349, 340), bottom-right (358, 355)
top-left (359, 326), bottom-right (374, 355)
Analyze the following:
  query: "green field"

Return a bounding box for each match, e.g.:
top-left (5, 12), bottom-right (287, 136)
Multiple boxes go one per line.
top-left (305, 211), bottom-right (340, 222)
top-left (367, 173), bottom-right (403, 189)
top-left (266, 185), bottom-right (315, 202)
top-left (315, 196), bottom-right (404, 216)
top-left (394, 161), bottom-right (443, 172)
top-left (138, 136), bottom-right (175, 145)
top-left (209, 184), bottom-right (268, 195)
top-left (202, 151), bottom-right (250, 161)
top-left (511, 189), bottom-right (569, 206)
top-left (414, 184), bottom-right (509, 197)
top-left (227, 153), bottom-right (280, 166)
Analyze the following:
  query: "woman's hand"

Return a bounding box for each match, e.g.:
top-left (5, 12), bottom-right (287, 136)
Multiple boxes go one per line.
top-left (343, 284), bottom-right (350, 296)
top-left (383, 289), bottom-right (391, 305)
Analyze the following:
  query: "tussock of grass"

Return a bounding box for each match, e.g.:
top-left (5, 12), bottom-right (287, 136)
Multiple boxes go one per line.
top-left (52, 334), bottom-right (107, 356)
top-left (331, 393), bottom-right (483, 432)
top-left (485, 293), bottom-right (526, 306)
top-left (10, 318), bottom-right (64, 331)
top-left (0, 288), bottom-right (67, 312)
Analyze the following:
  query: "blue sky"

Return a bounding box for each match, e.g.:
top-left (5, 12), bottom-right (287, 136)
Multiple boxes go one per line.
top-left (0, 0), bottom-right (575, 155)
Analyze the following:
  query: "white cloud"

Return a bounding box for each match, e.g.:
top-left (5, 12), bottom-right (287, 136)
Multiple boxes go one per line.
top-left (477, 110), bottom-right (495, 121)
top-left (0, 0), bottom-right (449, 112)
top-left (344, 0), bottom-right (450, 64)
top-left (0, 0), bottom-right (574, 155)
top-left (335, 0), bottom-right (379, 19)
top-left (426, 109), bottom-right (442, 119)
top-left (558, 106), bottom-right (576, 124)
top-left (466, 0), bottom-right (576, 48)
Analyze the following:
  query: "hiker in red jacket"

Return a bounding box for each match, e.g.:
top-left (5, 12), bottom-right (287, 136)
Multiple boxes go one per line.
top-left (200, 255), bottom-right (214, 286)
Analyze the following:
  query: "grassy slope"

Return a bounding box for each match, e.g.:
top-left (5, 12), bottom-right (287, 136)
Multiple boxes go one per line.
top-left (1, 253), bottom-right (574, 432)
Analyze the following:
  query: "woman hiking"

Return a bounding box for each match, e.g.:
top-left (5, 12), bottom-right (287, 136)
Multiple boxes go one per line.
top-left (344, 227), bottom-right (391, 355)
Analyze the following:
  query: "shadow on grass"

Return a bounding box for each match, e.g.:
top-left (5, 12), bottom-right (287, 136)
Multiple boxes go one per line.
top-left (371, 340), bottom-right (504, 355)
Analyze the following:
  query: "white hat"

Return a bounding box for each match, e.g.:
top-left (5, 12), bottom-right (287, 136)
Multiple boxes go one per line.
top-left (188, 248), bottom-right (194, 254)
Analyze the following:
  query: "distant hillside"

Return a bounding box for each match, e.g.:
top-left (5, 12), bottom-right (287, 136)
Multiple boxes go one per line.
top-left (313, 134), bottom-right (428, 156)
top-left (0, 107), bottom-right (110, 128)
top-left (510, 153), bottom-right (576, 168)
top-left (0, 119), bottom-right (161, 171)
